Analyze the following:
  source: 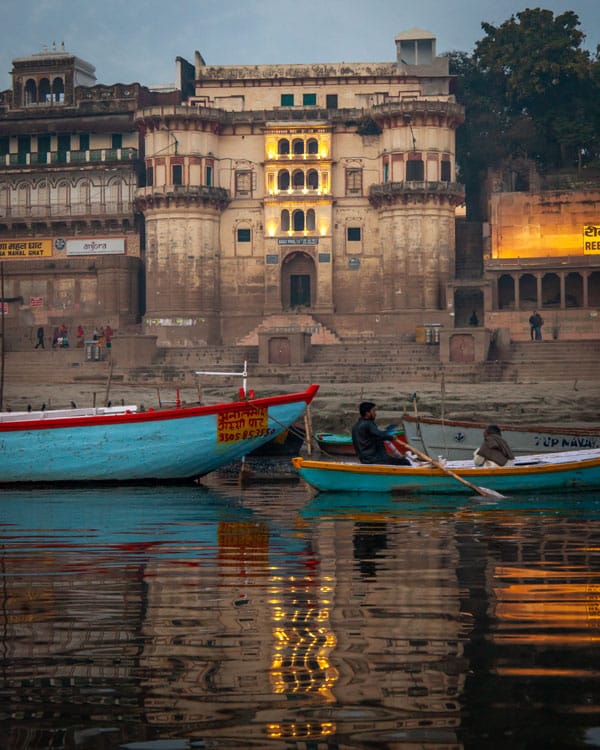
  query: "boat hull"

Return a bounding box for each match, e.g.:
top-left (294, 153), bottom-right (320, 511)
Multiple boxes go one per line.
top-left (0, 385), bottom-right (318, 484)
top-left (292, 449), bottom-right (600, 495)
top-left (402, 415), bottom-right (600, 460)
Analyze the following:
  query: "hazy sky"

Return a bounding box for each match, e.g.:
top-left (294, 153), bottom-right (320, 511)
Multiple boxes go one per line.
top-left (1, 0), bottom-right (599, 90)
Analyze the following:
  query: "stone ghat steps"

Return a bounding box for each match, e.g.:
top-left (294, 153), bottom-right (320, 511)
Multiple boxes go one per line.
top-left (4, 338), bottom-right (600, 387)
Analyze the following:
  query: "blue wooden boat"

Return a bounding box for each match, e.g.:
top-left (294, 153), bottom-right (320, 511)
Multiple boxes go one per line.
top-left (292, 448), bottom-right (600, 495)
top-left (0, 385), bottom-right (318, 484)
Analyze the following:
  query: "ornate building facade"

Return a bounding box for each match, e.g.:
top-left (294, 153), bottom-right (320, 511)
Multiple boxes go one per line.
top-left (135, 30), bottom-right (465, 345)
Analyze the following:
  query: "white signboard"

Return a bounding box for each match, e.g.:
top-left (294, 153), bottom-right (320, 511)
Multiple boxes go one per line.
top-left (66, 238), bottom-right (125, 256)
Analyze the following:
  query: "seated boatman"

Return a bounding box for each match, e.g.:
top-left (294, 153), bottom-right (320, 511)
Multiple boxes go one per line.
top-left (473, 424), bottom-right (515, 468)
top-left (351, 401), bottom-right (411, 465)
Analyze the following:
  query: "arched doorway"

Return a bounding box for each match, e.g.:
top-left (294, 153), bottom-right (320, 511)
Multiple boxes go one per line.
top-left (281, 252), bottom-right (316, 309)
top-left (453, 287), bottom-right (484, 327)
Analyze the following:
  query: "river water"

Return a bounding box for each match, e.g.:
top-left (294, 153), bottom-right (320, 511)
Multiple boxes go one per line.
top-left (2, 464), bottom-right (600, 749)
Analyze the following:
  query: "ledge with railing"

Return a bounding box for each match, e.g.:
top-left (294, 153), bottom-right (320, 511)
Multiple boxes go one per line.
top-left (0, 148), bottom-right (139, 167)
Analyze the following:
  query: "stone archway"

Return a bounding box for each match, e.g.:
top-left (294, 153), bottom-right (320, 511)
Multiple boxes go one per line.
top-left (281, 251), bottom-right (316, 309)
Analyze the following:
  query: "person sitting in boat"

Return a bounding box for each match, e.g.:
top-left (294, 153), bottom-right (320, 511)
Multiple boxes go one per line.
top-left (474, 425), bottom-right (515, 468)
top-left (351, 401), bottom-right (411, 466)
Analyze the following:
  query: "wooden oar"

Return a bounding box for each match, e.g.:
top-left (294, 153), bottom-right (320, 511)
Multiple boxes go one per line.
top-left (395, 438), bottom-right (506, 499)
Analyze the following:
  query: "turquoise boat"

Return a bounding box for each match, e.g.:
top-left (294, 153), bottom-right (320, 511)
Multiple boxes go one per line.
top-left (0, 384), bottom-right (318, 484)
top-left (292, 448), bottom-right (600, 495)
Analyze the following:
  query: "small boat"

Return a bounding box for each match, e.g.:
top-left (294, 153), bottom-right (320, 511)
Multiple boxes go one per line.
top-left (315, 428), bottom-right (408, 457)
top-left (0, 385), bottom-right (319, 484)
top-left (292, 448), bottom-right (600, 495)
top-left (402, 414), bottom-right (600, 461)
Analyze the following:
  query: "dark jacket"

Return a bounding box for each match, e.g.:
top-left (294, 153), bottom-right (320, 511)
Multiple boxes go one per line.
top-left (351, 418), bottom-right (392, 463)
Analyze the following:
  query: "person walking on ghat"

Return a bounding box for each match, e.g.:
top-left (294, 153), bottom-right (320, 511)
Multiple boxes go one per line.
top-left (351, 401), bottom-right (411, 466)
top-left (34, 326), bottom-right (45, 349)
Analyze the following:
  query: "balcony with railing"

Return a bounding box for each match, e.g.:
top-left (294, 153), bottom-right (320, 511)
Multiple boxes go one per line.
top-left (0, 148), bottom-right (139, 168)
top-left (369, 180), bottom-right (465, 206)
top-left (0, 201), bottom-right (135, 221)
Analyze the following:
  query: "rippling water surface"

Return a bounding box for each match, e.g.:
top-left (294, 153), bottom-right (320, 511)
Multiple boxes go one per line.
top-left (2, 467), bottom-right (600, 749)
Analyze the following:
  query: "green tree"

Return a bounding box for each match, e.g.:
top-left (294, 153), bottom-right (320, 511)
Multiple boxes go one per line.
top-left (474, 8), bottom-right (597, 169)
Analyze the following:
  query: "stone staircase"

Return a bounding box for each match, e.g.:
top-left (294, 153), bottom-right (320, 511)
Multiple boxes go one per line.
top-left (483, 340), bottom-right (600, 383)
top-left (3, 337), bottom-right (600, 392)
top-left (237, 313), bottom-right (342, 345)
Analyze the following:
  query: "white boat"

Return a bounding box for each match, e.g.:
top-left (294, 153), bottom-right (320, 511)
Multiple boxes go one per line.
top-left (402, 414), bottom-right (600, 461)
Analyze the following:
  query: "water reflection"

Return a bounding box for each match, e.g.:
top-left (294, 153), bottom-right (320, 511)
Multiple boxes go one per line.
top-left (2, 481), bottom-right (600, 748)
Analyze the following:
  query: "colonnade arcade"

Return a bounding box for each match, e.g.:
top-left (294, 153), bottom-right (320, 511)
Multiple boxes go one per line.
top-left (493, 269), bottom-right (600, 310)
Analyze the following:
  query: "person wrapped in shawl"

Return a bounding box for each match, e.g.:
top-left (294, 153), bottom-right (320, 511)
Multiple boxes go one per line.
top-left (473, 424), bottom-right (515, 468)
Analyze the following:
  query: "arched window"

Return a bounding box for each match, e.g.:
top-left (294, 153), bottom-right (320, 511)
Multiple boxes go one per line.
top-left (52, 77), bottom-right (64, 103)
top-left (281, 209), bottom-right (290, 231)
top-left (307, 169), bottom-right (319, 189)
top-left (106, 178), bottom-right (122, 211)
top-left (292, 139), bottom-right (304, 155)
top-left (292, 210), bottom-right (305, 231)
top-left (75, 180), bottom-right (91, 211)
top-left (278, 139), bottom-right (290, 155)
top-left (307, 138), bottom-right (318, 154)
top-left (39, 78), bottom-right (51, 103)
top-left (498, 275), bottom-right (515, 309)
top-left (565, 272), bottom-right (583, 307)
top-left (541, 272), bottom-right (560, 307)
top-left (37, 181), bottom-right (50, 211)
top-left (277, 170), bottom-right (290, 190)
top-left (519, 273), bottom-right (537, 306)
top-left (589, 272), bottom-right (600, 307)
top-left (24, 79), bottom-right (37, 105)
top-left (292, 170), bottom-right (304, 189)
top-left (57, 180), bottom-right (69, 209)
top-left (16, 183), bottom-right (30, 213)
top-left (306, 209), bottom-right (316, 231)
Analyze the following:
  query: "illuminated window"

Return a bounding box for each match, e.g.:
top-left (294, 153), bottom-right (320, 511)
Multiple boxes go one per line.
top-left (293, 210), bottom-right (305, 231)
top-left (303, 93), bottom-right (316, 106)
top-left (278, 170), bottom-right (290, 190)
top-left (281, 94), bottom-right (294, 107)
top-left (292, 170), bottom-right (304, 189)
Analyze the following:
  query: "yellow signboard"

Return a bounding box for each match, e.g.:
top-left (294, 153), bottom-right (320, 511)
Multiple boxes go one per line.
top-left (584, 225), bottom-right (600, 254)
top-left (0, 240), bottom-right (53, 259)
top-left (217, 406), bottom-right (269, 443)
